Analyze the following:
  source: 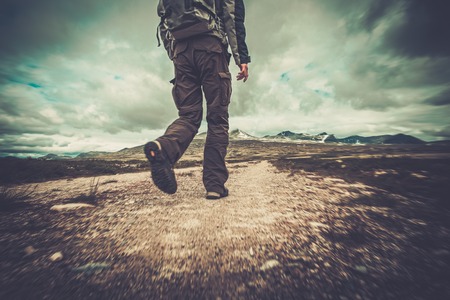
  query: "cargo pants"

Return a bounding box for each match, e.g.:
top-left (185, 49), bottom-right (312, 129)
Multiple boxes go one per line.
top-left (156, 35), bottom-right (231, 194)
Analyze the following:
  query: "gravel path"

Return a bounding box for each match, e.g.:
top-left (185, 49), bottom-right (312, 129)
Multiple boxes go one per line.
top-left (1, 160), bottom-right (449, 299)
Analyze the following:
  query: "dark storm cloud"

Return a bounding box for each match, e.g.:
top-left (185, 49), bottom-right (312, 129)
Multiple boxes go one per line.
top-left (383, 0), bottom-right (450, 58)
top-left (324, 0), bottom-right (450, 58)
top-left (436, 126), bottom-right (450, 138)
top-left (0, 0), bottom-right (122, 89)
top-left (0, 112), bottom-right (61, 135)
top-left (359, 0), bottom-right (394, 31)
top-left (0, 135), bottom-right (59, 157)
top-left (318, 0), bottom-right (390, 33)
top-left (424, 126), bottom-right (450, 139)
top-left (1, 0), bottom-right (450, 157)
top-left (0, 0), bottom-right (111, 58)
top-left (424, 88), bottom-right (450, 106)
top-left (318, 0), bottom-right (450, 120)
top-left (348, 56), bottom-right (450, 90)
top-left (0, 135), bottom-right (55, 148)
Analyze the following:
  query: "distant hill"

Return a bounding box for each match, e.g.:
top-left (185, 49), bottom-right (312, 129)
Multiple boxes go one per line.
top-left (195, 129), bottom-right (257, 140)
top-left (44, 129), bottom-right (427, 161)
top-left (229, 129), bottom-right (257, 140)
top-left (264, 131), bottom-right (338, 143)
top-left (74, 146), bottom-right (144, 160)
top-left (428, 140), bottom-right (450, 146)
top-left (262, 130), bottom-right (424, 145)
top-left (336, 133), bottom-right (424, 145)
top-left (38, 153), bottom-right (73, 160)
top-left (115, 145), bottom-right (145, 156)
top-left (76, 151), bottom-right (111, 159)
top-left (193, 132), bottom-right (207, 140)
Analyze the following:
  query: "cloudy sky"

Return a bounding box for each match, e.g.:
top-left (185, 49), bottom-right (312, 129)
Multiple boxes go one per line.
top-left (1, 0), bottom-right (449, 157)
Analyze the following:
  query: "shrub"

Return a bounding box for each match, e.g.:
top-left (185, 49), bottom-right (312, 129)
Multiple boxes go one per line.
top-left (67, 177), bottom-right (100, 205)
top-left (0, 185), bottom-right (36, 210)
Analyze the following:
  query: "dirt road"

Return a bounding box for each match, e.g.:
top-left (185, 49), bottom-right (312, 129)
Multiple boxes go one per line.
top-left (1, 159), bottom-right (449, 299)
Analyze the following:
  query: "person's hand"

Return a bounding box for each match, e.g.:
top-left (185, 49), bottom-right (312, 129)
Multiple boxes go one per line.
top-left (236, 64), bottom-right (249, 82)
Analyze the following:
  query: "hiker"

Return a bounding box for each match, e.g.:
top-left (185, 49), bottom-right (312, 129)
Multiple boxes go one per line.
top-left (144, 0), bottom-right (251, 199)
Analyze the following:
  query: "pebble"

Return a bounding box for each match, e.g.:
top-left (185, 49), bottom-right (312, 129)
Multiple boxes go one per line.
top-left (309, 222), bottom-right (328, 228)
top-left (50, 203), bottom-right (95, 211)
top-left (49, 252), bottom-right (63, 262)
top-left (72, 262), bottom-right (110, 274)
top-left (24, 246), bottom-right (37, 256)
top-left (260, 259), bottom-right (280, 271)
top-left (355, 265), bottom-right (367, 273)
top-left (433, 249), bottom-right (450, 256)
top-left (249, 247), bottom-right (254, 257)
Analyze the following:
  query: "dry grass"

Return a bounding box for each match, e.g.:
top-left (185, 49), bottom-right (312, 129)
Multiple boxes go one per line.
top-left (66, 177), bottom-right (100, 205)
top-left (0, 185), bottom-right (36, 210)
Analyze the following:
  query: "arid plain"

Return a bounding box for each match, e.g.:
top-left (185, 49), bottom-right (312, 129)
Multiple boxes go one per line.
top-left (1, 138), bottom-right (449, 299)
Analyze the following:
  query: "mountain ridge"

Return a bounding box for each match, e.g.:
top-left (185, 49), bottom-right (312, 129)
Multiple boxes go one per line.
top-left (37, 129), bottom-right (434, 160)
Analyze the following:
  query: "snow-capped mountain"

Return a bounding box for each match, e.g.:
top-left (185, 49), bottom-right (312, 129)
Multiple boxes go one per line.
top-left (264, 131), bottom-right (338, 143)
top-left (229, 129), bottom-right (257, 140)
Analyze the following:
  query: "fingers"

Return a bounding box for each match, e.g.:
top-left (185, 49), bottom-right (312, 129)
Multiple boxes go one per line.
top-left (237, 64), bottom-right (249, 82)
top-left (236, 72), bottom-right (246, 81)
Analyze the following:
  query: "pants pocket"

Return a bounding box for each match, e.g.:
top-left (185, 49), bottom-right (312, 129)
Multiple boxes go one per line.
top-left (218, 72), bottom-right (232, 105)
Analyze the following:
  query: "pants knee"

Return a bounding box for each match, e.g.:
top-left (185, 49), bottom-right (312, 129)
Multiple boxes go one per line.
top-left (180, 109), bottom-right (203, 129)
top-left (206, 108), bottom-right (229, 126)
top-left (206, 108), bottom-right (229, 145)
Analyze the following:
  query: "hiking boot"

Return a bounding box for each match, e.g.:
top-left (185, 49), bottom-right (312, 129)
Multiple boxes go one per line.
top-left (206, 188), bottom-right (229, 200)
top-left (144, 141), bottom-right (177, 194)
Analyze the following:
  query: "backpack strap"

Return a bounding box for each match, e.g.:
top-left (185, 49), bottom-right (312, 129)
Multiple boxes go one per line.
top-left (156, 1), bottom-right (172, 48)
top-left (193, 2), bottom-right (217, 19)
top-left (156, 1), bottom-right (220, 47)
top-left (156, 19), bottom-right (163, 47)
top-left (193, 2), bottom-right (221, 33)
top-left (156, 9), bottom-right (168, 47)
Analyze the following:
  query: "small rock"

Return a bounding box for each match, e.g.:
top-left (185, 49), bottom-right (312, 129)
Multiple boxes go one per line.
top-left (309, 222), bottom-right (328, 228)
top-left (410, 172), bottom-right (427, 179)
top-left (50, 252), bottom-right (63, 262)
top-left (261, 259), bottom-right (280, 271)
top-left (237, 284), bottom-right (246, 293)
top-left (355, 265), bottom-right (367, 273)
top-left (24, 246), bottom-right (37, 256)
top-left (433, 249), bottom-right (450, 256)
top-left (249, 247), bottom-right (254, 257)
top-left (51, 203), bottom-right (95, 211)
top-left (72, 262), bottom-right (110, 274)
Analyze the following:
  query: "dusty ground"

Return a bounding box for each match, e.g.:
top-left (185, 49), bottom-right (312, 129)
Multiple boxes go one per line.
top-left (1, 141), bottom-right (450, 299)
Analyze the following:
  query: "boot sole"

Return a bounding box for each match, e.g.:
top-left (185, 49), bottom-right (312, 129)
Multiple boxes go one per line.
top-left (144, 142), bottom-right (177, 194)
top-left (206, 188), bottom-right (229, 200)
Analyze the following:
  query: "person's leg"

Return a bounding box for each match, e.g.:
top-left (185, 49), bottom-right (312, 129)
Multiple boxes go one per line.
top-left (144, 43), bottom-right (203, 194)
top-left (195, 40), bottom-right (231, 195)
top-left (203, 104), bottom-right (229, 195)
top-left (156, 51), bottom-right (203, 165)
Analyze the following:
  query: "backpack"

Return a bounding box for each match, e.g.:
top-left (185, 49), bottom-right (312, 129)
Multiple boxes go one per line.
top-left (157, 0), bottom-right (220, 42)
